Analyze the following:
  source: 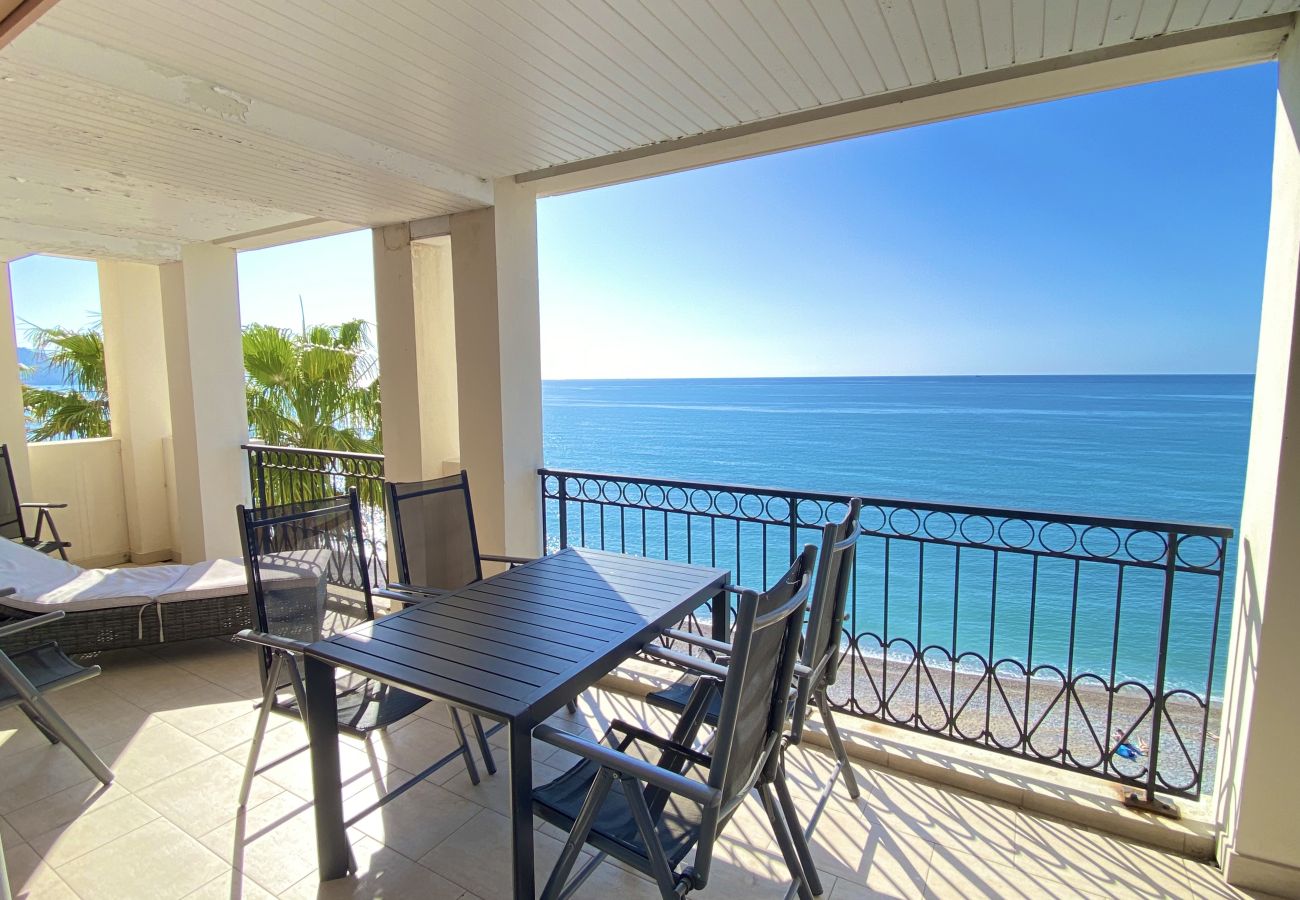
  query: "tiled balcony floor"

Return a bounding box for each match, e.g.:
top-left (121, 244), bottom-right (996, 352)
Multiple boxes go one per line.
top-left (0, 638), bottom-right (1268, 900)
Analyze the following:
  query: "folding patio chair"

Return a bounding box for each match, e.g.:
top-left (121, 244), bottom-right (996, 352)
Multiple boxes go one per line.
top-left (0, 444), bottom-right (69, 560)
top-left (382, 471), bottom-right (574, 775)
top-left (0, 596), bottom-right (113, 786)
top-left (530, 546), bottom-right (820, 900)
top-left (234, 490), bottom-right (483, 808)
top-left (645, 499), bottom-right (864, 800)
top-left (381, 471), bottom-right (533, 601)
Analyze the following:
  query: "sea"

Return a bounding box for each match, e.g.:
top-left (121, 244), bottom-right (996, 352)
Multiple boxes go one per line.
top-left (542, 374), bottom-right (1253, 697)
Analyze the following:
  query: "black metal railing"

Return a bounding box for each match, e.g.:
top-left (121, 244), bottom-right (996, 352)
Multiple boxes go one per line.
top-left (243, 444), bottom-right (387, 588)
top-left (540, 468), bottom-right (1234, 803)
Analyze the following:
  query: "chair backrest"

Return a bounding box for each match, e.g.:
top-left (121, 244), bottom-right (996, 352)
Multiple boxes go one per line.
top-left (237, 490), bottom-right (374, 682)
top-left (791, 498), bottom-right (862, 738)
top-left (385, 471), bottom-right (483, 592)
top-left (706, 545), bottom-right (815, 822)
top-left (0, 445), bottom-right (26, 541)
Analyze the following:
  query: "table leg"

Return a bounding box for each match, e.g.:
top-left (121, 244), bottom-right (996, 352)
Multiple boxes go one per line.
top-left (305, 655), bottom-right (349, 880)
top-left (711, 587), bottom-right (729, 642)
top-left (508, 719), bottom-right (535, 899)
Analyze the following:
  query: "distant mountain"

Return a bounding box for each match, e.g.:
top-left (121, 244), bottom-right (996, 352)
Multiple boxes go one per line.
top-left (16, 347), bottom-right (65, 388)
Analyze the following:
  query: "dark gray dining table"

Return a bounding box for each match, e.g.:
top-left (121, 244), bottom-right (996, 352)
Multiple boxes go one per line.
top-left (303, 545), bottom-right (729, 899)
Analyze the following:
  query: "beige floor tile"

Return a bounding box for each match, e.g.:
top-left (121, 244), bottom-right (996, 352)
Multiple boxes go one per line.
top-left (437, 757), bottom-right (568, 821)
top-left (366, 714), bottom-right (472, 776)
top-left (95, 658), bottom-right (217, 710)
top-left (0, 739), bottom-right (109, 813)
top-left (281, 835), bottom-right (467, 899)
top-left (343, 772), bottom-right (482, 861)
top-left (57, 817), bottom-right (229, 900)
top-left (4, 840), bottom-right (81, 900)
top-left (5, 777), bottom-right (126, 841)
top-left (806, 818), bottom-right (933, 898)
top-left (150, 681), bottom-right (256, 735)
top-left (1180, 859), bottom-right (1288, 899)
top-left (136, 754), bottom-right (283, 837)
top-left (810, 760), bottom-right (1016, 864)
top-left (182, 870), bottom-right (279, 900)
top-left (419, 807), bottom-right (588, 900)
top-left (30, 793), bottom-right (159, 867)
top-left (196, 706), bottom-right (293, 755)
top-left (198, 789), bottom-right (324, 895)
top-left (0, 710), bottom-right (57, 759)
top-left (99, 719), bottom-right (219, 792)
top-left (1013, 811), bottom-right (1190, 898)
top-left (0, 813), bottom-right (19, 848)
top-left (925, 843), bottom-right (1104, 899)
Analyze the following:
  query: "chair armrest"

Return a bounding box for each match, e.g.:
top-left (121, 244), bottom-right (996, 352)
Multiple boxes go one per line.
top-left (374, 584), bottom-right (446, 606)
top-left (0, 609), bottom-right (66, 638)
top-left (20, 502), bottom-right (67, 509)
top-left (661, 628), bottom-right (733, 656)
top-left (641, 645), bottom-right (729, 680)
top-left (233, 629), bottom-right (308, 653)
top-left (534, 723), bottom-right (721, 808)
top-left (609, 720), bottom-right (712, 767)
top-left (480, 553), bottom-right (533, 566)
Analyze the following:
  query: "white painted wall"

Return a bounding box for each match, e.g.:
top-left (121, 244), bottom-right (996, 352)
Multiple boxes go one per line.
top-left (0, 263), bottom-right (31, 497)
top-left (27, 437), bottom-right (130, 567)
top-left (1215, 33), bottom-right (1300, 897)
top-left (100, 260), bottom-right (174, 562)
top-left (372, 226), bottom-right (460, 481)
top-left (449, 177), bottom-right (543, 557)
top-left (161, 244), bottom-right (249, 562)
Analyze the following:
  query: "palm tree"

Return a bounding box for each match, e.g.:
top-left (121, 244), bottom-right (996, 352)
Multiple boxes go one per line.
top-left (243, 319), bottom-right (383, 505)
top-left (21, 324), bottom-right (111, 441)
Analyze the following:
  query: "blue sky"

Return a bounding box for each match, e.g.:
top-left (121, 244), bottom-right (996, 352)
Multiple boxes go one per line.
top-left (8, 62), bottom-right (1277, 378)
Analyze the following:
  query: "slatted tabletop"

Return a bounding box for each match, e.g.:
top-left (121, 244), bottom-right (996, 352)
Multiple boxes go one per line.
top-left (305, 546), bottom-right (729, 899)
top-left (307, 547), bottom-right (728, 719)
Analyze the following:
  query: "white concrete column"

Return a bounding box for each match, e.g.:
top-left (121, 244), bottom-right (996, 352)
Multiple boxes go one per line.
top-left (450, 178), bottom-right (543, 557)
top-left (99, 260), bottom-right (174, 562)
top-left (160, 244), bottom-right (249, 562)
top-left (372, 225), bottom-right (460, 482)
top-left (1215, 34), bottom-right (1300, 897)
top-left (0, 263), bottom-right (30, 498)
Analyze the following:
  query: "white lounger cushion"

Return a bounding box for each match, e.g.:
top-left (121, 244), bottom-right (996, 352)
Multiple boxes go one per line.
top-left (0, 539), bottom-right (328, 614)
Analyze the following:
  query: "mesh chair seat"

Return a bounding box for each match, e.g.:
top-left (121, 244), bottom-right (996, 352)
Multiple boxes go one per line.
top-left (274, 679), bottom-right (430, 734)
top-left (533, 731), bottom-right (707, 870)
top-left (0, 640), bottom-right (95, 708)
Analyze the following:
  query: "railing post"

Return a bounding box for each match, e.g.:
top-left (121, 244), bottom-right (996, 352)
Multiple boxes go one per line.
top-left (253, 447), bottom-right (268, 509)
top-left (556, 473), bottom-right (569, 550)
top-left (1125, 529), bottom-right (1181, 818)
top-left (788, 494), bottom-right (799, 562)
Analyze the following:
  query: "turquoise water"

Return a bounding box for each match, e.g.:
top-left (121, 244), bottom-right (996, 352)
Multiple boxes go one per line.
top-left (542, 375), bottom-right (1252, 696)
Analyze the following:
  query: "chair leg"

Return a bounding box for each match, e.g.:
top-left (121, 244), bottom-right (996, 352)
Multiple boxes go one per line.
top-left (565, 698), bottom-right (579, 715)
top-left (447, 707), bottom-right (481, 786)
top-left (23, 694), bottom-right (112, 785)
top-left (760, 782), bottom-right (815, 900)
top-left (773, 763), bottom-right (824, 899)
top-left (817, 692), bottom-right (860, 799)
top-left (541, 767), bottom-right (617, 900)
top-left (469, 713), bottom-right (497, 775)
top-left (240, 657), bottom-right (284, 806)
top-left (18, 702), bottom-right (60, 745)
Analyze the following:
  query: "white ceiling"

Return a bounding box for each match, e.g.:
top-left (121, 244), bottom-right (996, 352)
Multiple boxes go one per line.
top-left (1, 0), bottom-right (1296, 263)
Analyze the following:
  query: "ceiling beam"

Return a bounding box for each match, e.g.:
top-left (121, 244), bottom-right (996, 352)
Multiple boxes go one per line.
top-left (0, 0), bottom-right (58, 52)
top-left (215, 218), bottom-right (359, 252)
top-left (0, 220), bottom-right (180, 262)
top-left (7, 27), bottom-right (494, 208)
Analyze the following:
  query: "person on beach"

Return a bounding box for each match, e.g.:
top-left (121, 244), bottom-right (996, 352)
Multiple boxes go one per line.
top-left (1112, 727), bottom-right (1149, 761)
